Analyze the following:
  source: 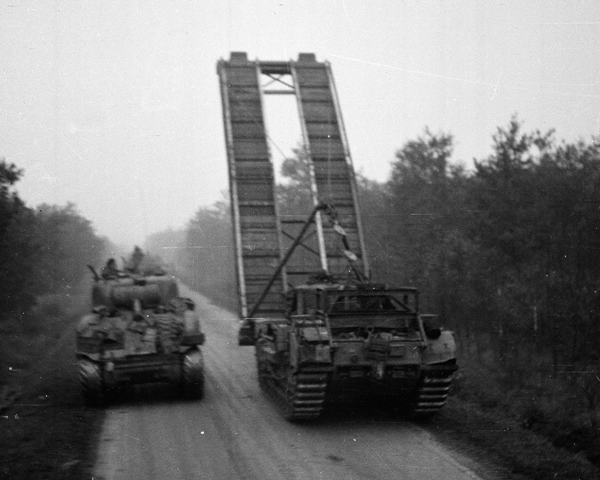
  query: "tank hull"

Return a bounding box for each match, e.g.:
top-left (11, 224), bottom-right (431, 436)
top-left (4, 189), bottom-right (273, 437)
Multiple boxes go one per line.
top-left (250, 285), bottom-right (458, 421)
top-left (76, 274), bottom-right (205, 405)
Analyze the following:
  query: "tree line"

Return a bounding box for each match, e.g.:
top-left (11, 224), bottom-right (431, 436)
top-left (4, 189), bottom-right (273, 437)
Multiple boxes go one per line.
top-left (364, 117), bottom-right (600, 464)
top-left (366, 118), bottom-right (600, 377)
top-left (0, 159), bottom-right (108, 323)
top-left (152, 119), bottom-right (600, 384)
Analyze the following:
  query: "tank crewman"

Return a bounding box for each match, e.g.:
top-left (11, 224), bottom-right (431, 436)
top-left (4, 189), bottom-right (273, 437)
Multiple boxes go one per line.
top-left (101, 258), bottom-right (120, 279)
top-left (127, 246), bottom-right (145, 273)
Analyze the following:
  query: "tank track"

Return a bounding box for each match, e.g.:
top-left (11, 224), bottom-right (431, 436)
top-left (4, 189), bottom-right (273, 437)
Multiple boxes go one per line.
top-left (181, 349), bottom-right (204, 399)
top-left (281, 372), bottom-right (328, 421)
top-left (256, 346), bottom-right (328, 421)
top-left (410, 369), bottom-right (454, 417)
top-left (78, 359), bottom-right (105, 406)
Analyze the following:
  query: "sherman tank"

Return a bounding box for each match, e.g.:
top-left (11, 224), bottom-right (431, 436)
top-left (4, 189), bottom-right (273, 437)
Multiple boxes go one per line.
top-left (75, 265), bottom-right (205, 405)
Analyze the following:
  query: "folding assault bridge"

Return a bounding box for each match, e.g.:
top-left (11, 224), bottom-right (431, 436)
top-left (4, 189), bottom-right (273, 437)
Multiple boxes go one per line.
top-left (217, 52), bottom-right (369, 319)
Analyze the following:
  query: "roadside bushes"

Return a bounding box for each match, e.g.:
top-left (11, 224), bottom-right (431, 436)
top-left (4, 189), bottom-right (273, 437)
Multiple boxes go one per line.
top-left (0, 158), bottom-right (107, 323)
top-left (0, 157), bottom-right (108, 384)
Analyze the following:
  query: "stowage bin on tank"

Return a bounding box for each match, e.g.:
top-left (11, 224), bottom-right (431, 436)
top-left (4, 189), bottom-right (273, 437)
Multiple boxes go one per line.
top-left (76, 255), bottom-right (205, 405)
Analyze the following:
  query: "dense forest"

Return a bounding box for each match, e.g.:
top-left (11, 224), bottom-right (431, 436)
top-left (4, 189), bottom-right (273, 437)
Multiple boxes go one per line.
top-left (0, 160), bottom-right (108, 314)
top-left (0, 158), bottom-right (108, 383)
top-left (148, 117), bottom-right (600, 466)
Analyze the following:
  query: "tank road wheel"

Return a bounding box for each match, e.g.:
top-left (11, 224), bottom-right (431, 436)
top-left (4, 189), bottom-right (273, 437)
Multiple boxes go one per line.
top-left (181, 349), bottom-right (204, 400)
top-left (78, 359), bottom-right (105, 407)
top-left (410, 371), bottom-right (454, 418)
top-left (282, 371), bottom-right (328, 421)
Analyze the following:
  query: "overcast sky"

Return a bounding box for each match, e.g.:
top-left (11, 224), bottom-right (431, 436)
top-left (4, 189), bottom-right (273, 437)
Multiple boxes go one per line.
top-left (1, 0), bottom-right (599, 247)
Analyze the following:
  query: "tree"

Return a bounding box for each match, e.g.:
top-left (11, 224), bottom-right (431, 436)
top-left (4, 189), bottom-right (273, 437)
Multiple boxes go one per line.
top-left (34, 203), bottom-right (107, 292)
top-left (355, 173), bottom-right (393, 282)
top-left (387, 129), bottom-right (460, 319)
top-left (276, 146), bottom-right (314, 217)
top-left (0, 159), bottom-right (38, 316)
top-left (178, 201), bottom-right (237, 310)
top-left (0, 158), bottom-right (109, 320)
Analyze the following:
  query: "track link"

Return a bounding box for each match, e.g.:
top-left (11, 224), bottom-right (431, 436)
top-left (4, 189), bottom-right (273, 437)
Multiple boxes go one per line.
top-left (282, 372), bottom-right (328, 421)
top-left (411, 372), bottom-right (454, 417)
top-left (256, 345), bottom-right (328, 421)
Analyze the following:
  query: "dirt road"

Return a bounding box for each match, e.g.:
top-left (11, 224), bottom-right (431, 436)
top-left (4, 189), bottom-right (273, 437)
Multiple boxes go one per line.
top-left (94, 287), bottom-right (495, 480)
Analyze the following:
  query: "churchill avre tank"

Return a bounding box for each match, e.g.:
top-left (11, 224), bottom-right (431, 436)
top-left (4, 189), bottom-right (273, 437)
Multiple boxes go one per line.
top-left (218, 52), bottom-right (458, 420)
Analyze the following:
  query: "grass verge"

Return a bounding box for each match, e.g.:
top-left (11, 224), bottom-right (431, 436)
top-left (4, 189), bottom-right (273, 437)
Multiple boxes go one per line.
top-left (0, 291), bottom-right (105, 480)
top-left (423, 379), bottom-right (600, 480)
